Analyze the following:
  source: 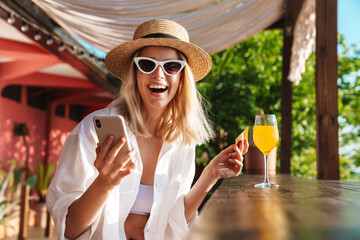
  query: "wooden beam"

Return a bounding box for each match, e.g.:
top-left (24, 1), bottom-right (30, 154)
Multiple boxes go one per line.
top-left (280, 0), bottom-right (305, 174)
top-left (2, 72), bottom-right (98, 88)
top-left (0, 38), bottom-right (52, 60)
top-left (315, 0), bottom-right (339, 180)
top-left (0, 58), bottom-right (61, 81)
top-left (280, 35), bottom-right (293, 174)
top-left (49, 88), bottom-right (104, 103)
top-left (0, 5), bottom-right (116, 94)
top-left (64, 96), bottom-right (112, 107)
top-left (266, 18), bottom-right (284, 30)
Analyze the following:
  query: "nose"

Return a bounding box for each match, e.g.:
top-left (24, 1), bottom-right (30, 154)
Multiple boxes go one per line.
top-left (152, 65), bottom-right (165, 79)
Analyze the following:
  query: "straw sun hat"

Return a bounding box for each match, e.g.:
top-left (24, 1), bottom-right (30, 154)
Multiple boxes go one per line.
top-left (104, 19), bottom-right (212, 82)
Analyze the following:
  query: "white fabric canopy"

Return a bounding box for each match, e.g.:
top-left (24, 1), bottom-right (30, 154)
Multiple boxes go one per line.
top-left (288, 0), bottom-right (315, 84)
top-left (31, 0), bottom-right (286, 55)
top-left (30, 0), bottom-right (314, 83)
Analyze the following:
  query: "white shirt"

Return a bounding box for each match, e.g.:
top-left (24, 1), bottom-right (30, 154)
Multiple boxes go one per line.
top-left (46, 107), bottom-right (198, 240)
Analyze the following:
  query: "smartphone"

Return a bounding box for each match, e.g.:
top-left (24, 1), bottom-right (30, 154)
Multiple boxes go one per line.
top-left (93, 115), bottom-right (131, 155)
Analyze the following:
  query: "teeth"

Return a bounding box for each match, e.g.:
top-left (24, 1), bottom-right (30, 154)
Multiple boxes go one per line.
top-left (148, 84), bottom-right (167, 89)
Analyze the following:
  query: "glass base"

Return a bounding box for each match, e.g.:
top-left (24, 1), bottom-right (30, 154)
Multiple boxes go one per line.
top-left (254, 182), bottom-right (279, 188)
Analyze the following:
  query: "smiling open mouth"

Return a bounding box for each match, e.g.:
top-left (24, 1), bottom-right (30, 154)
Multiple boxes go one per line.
top-left (148, 85), bottom-right (168, 93)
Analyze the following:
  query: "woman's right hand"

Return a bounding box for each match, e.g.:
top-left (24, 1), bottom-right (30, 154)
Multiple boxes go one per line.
top-left (94, 135), bottom-right (136, 191)
top-left (66, 135), bottom-right (136, 239)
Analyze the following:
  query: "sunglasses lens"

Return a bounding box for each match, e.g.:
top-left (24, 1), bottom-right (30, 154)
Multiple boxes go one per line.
top-left (138, 59), bottom-right (156, 73)
top-left (164, 62), bottom-right (182, 75)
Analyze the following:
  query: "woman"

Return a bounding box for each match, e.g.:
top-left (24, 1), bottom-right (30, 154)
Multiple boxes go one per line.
top-left (46, 19), bottom-right (248, 240)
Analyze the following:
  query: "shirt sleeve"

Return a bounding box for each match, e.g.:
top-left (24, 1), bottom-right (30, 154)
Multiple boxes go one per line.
top-left (167, 145), bottom-right (198, 239)
top-left (46, 114), bottom-right (101, 240)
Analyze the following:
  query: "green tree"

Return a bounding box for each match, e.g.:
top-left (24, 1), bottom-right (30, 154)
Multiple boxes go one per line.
top-left (197, 30), bottom-right (283, 163)
top-left (291, 35), bottom-right (360, 179)
top-left (291, 52), bottom-right (317, 178)
top-left (337, 35), bottom-right (360, 180)
top-left (198, 30), bottom-right (360, 180)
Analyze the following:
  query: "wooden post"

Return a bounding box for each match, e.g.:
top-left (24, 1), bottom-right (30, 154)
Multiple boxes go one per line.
top-left (315, 0), bottom-right (339, 180)
top-left (18, 185), bottom-right (30, 240)
top-left (280, 28), bottom-right (293, 174)
top-left (280, 0), bottom-right (305, 174)
top-left (45, 211), bottom-right (54, 238)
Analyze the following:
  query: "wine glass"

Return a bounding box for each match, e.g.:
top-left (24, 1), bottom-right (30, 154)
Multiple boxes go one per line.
top-left (253, 114), bottom-right (279, 188)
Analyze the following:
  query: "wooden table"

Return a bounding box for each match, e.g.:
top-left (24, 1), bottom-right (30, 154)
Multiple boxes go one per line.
top-left (189, 174), bottom-right (360, 240)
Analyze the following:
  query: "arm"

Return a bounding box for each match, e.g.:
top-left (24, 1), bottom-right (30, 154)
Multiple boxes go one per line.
top-left (65, 177), bottom-right (112, 239)
top-left (65, 136), bottom-right (136, 239)
top-left (184, 140), bottom-right (248, 222)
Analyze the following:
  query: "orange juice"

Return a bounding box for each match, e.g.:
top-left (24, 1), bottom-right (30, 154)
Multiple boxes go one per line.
top-left (253, 126), bottom-right (279, 155)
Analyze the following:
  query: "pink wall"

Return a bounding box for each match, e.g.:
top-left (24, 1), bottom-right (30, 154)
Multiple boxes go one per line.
top-left (0, 95), bottom-right (77, 172)
top-left (47, 115), bottom-right (77, 165)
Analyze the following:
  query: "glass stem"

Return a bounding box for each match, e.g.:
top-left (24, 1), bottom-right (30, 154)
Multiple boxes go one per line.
top-left (264, 154), bottom-right (270, 184)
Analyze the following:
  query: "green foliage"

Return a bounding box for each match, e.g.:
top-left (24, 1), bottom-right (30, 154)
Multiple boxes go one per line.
top-left (13, 169), bottom-right (36, 188)
top-left (340, 156), bottom-right (360, 180)
top-left (291, 52), bottom-right (317, 178)
top-left (197, 30), bottom-right (360, 180)
top-left (36, 163), bottom-right (55, 202)
top-left (0, 162), bottom-right (38, 228)
top-left (12, 167), bottom-right (36, 190)
top-left (0, 166), bottom-right (20, 226)
top-left (291, 146), bottom-right (317, 178)
top-left (337, 35), bottom-right (360, 178)
top-left (3, 159), bottom-right (37, 203)
top-left (198, 30), bottom-right (283, 160)
top-left (290, 35), bottom-right (360, 179)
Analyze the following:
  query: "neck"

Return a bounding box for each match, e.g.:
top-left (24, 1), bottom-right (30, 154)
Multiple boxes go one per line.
top-left (141, 109), bottom-right (164, 136)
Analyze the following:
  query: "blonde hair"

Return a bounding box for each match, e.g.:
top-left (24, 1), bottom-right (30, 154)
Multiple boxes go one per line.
top-left (109, 52), bottom-right (214, 146)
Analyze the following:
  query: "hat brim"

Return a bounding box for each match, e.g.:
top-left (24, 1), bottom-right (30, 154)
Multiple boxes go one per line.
top-left (104, 38), bottom-right (212, 82)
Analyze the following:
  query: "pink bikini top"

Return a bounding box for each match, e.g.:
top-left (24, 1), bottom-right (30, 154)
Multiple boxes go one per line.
top-left (130, 184), bottom-right (154, 215)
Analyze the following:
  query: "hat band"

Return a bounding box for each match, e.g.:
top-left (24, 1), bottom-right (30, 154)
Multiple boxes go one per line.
top-left (141, 33), bottom-right (181, 40)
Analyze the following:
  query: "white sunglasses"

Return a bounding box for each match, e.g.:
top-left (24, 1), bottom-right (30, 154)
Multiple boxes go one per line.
top-left (134, 57), bottom-right (186, 76)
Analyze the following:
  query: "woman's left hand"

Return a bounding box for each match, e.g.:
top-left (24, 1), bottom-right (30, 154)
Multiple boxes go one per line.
top-left (185, 140), bottom-right (249, 221)
top-left (206, 140), bottom-right (249, 181)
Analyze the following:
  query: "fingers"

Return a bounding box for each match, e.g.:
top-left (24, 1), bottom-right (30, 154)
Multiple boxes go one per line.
top-left (229, 158), bottom-right (243, 176)
top-left (222, 144), bottom-right (238, 155)
top-left (218, 159), bottom-right (243, 178)
top-left (231, 145), bottom-right (243, 162)
top-left (242, 139), bottom-right (249, 155)
top-left (113, 149), bottom-right (135, 169)
top-left (106, 137), bottom-right (126, 162)
top-left (94, 135), bottom-right (135, 179)
top-left (213, 142), bottom-right (248, 179)
top-left (96, 143), bottom-right (100, 154)
top-left (97, 160), bottom-right (136, 188)
top-left (95, 143), bottom-right (101, 164)
top-left (94, 137), bottom-right (136, 188)
top-left (111, 161), bottom-right (137, 182)
top-left (94, 135), bottom-right (114, 169)
top-left (236, 139), bottom-right (249, 155)
top-left (234, 145), bottom-right (242, 158)
top-left (237, 139), bottom-right (244, 152)
top-left (96, 136), bottom-right (128, 168)
top-left (229, 159), bottom-right (243, 170)
top-left (99, 135), bottom-right (114, 157)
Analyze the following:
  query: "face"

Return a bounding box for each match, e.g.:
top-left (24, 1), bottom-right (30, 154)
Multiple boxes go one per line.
top-left (136, 46), bottom-right (182, 113)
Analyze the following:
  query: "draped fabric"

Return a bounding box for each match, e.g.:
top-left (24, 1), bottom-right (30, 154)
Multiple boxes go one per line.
top-left (31, 0), bottom-right (314, 83)
top-left (31, 0), bottom-right (286, 55)
top-left (288, 0), bottom-right (315, 84)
